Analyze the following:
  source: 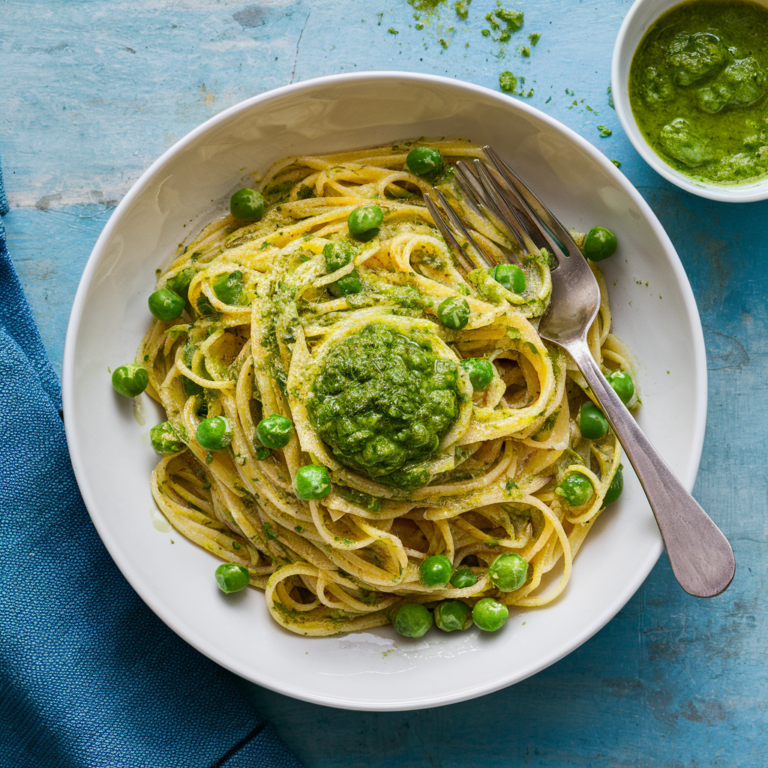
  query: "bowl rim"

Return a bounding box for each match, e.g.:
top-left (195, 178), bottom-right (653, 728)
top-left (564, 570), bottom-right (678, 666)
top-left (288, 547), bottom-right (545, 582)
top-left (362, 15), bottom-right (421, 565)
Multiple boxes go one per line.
top-left (62, 70), bottom-right (708, 710)
top-left (612, 0), bottom-right (768, 203)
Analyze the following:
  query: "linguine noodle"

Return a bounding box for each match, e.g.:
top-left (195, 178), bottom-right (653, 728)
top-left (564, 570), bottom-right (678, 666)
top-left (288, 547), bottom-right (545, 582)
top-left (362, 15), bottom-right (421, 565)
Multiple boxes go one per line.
top-left (138, 139), bottom-right (638, 636)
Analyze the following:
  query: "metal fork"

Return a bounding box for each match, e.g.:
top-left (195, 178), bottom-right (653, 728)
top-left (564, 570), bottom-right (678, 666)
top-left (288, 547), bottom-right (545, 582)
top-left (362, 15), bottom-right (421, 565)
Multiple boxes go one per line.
top-left (425, 146), bottom-right (735, 598)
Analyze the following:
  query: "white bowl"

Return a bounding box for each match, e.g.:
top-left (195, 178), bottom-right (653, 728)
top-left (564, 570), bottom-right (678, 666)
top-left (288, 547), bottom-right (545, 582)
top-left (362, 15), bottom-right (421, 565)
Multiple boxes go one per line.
top-left (612, 0), bottom-right (768, 202)
top-left (63, 72), bottom-right (707, 711)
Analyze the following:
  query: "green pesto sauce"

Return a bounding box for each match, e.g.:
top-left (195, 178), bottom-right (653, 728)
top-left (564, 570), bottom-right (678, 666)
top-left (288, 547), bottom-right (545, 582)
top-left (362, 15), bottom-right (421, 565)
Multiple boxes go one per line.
top-left (307, 323), bottom-right (460, 490)
top-left (629, 0), bottom-right (768, 184)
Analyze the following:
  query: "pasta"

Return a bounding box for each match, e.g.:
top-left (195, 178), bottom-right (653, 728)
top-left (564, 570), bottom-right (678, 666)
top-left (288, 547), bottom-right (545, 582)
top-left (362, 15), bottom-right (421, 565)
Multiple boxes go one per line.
top-left (137, 139), bottom-right (638, 637)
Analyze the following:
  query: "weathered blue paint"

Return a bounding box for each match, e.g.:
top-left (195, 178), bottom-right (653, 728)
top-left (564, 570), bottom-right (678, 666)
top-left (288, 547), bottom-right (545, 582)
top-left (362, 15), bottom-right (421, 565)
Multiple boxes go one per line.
top-left (4, 0), bottom-right (767, 765)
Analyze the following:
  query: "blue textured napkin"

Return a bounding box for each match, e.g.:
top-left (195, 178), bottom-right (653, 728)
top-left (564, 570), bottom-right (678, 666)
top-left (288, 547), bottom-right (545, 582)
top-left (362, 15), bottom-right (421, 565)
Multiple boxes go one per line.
top-left (0, 159), bottom-right (303, 768)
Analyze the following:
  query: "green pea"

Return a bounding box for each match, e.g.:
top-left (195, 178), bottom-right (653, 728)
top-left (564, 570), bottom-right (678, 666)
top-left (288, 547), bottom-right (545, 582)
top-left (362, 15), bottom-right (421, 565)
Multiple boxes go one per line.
top-left (419, 555), bottom-right (453, 588)
top-left (323, 241), bottom-right (355, 272)
top-left (111, 364), bottom-right (149, 398)
top-left (212, 270), bottom-right (246, 306)
top-left (607, 370), bottom-right (635, 404)
top-left (328, 271), bottom-right (364, 297)
top-left (406, 146), bottom-right (445, 177)
top-left (392, 602), bottom-right (433, 638)
top-left (437, 297), bottom-right (470, 330)
top-left (348, 205), bottom-right (384, 241)
top-left (450, 567), bottom-right (479, 589)
top-left (148, 288), bottom-right (185, 321)
top-left (488, 553), bottom-right (529, 592)
top-left (461, 358), bottom-right (494, 390)
top-left (603, 466), bottom-right (624, 507)
top-left (230, 188), bottom-right (265, 221)
top-left (196, 416), bottom-right (233, 451)
top-left (294, 464), bottom-right (332, 500)
top-left (472, 598), bottom-right (509, 632)
top-left (556, 472), bottom-right (594, 507)
top-left (256, 414), bottom-right (293, 449)
top-left (150, 421), bottom-right (184, 454)
top-left (579, 401), bottom-right (609, 440)
top-left (491, 263), bottom-right (526, 294)
top-left (215, 562), bottom-right (250, 593)
top-left (165, 267), bottom-right (196, 304)
top-left (583, 226), bottom-right (618, 261)
top-left (434, 601), bottom-right (473, 632)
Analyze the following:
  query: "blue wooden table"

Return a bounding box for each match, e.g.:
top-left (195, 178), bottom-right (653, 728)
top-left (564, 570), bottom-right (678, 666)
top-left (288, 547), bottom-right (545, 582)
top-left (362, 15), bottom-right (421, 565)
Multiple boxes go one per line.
top-left (4, 0), bottom-right (766, 764)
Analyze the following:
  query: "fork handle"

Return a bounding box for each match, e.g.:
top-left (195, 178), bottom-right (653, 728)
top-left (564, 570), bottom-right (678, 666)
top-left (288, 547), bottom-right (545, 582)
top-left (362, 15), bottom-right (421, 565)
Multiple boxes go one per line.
top-left (566, 340), bottom-right (735, 598)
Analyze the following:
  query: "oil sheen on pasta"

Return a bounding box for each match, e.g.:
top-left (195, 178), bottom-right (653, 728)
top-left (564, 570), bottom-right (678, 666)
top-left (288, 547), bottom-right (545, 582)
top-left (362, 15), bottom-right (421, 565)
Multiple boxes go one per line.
top-left (629, 0), bottom-right (768, 184)
top-left (139, 139), bottom-right (636, 636)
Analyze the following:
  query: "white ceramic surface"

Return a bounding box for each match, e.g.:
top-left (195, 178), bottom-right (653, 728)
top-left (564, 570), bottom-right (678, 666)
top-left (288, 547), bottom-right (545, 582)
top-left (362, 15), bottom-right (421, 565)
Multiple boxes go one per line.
top-left (63, 72), bottom-right (707, 711)
top-left (613, 0), bottom-right (768, 203)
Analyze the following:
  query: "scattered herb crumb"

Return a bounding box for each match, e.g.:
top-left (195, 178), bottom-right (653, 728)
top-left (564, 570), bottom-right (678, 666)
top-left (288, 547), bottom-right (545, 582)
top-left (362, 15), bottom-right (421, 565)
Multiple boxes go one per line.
top-left (545, 96), bottom-right (552, 103)
top-left (388, 27), bottom-right (399, 34)
top-left (495, 8), bottom-right (524, 32)
top-left (454, 0), bottom-right (470, 19)
top-left (611, 159), bottom-right (622, 168)
top-left (499, 70), bottom-right (517, 92)
top-left (598, 125), bottom-right (612, 137)
top-left (416, 23), bottom-right (424, 29)
top-left (484, 7), bottom-right (523, 41)
top-left (485, 11), bottom-right (500, 31)
top-left (438, 37), bottom-right (449, 48)
top-left (528, 32), bottom-right (541, 46)
top-left (521, 45), bottom-right (530, 57)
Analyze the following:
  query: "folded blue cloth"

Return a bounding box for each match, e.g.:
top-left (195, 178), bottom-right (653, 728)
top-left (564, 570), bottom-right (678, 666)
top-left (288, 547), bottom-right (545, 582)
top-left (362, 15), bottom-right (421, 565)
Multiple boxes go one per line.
top-left (0, 159), bottom-right (303, 768)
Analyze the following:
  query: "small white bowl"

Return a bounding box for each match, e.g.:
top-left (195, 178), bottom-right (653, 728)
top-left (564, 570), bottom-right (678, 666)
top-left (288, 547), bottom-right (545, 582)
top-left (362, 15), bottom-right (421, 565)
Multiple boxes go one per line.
top-left (612, 0), bottom-right (768, 202)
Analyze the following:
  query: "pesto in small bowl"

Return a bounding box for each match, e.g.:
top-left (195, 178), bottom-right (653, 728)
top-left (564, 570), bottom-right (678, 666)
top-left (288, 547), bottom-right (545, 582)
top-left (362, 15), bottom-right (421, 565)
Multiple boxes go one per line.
top-left (629, 0), bottom-right (768, 184)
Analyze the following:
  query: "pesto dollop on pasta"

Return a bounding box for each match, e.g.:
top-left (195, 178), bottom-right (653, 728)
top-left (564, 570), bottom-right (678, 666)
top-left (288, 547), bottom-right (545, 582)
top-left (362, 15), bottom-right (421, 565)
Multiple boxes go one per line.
top-left (308, 323), bottom-right (464, 489)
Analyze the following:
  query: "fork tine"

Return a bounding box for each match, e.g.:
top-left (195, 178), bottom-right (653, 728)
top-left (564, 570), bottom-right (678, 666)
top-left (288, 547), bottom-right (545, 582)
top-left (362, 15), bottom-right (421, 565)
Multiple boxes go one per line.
top-left (482, 145), bottom-right (581, 260)
top-left (422, 193), bottom-right (476, 274)
top-left (471, 160), bottom-right (550, 257)
top-left (454, 162), bottom-right (526, 255)
top-left (432, 189), bottom-right (494, 271)
top-left (451, 165), bottom-right (486, 219)
top-left (434, 189), bottom-right (492, 270)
